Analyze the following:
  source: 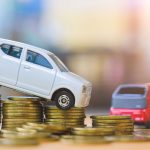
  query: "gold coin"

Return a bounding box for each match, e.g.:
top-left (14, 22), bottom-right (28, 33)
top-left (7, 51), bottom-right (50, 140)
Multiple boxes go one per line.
top-left (0, 137), bottom-right (39, 145)
top-left (46, 122), bottom-right (85, 128)
top-left (93, 124), bottom-right (134, 131)
top-left (72, 127), bottom-right (115, 132)
top-left (46, 114), bottom-right (85, 117)
top-left (2, 121), bottom-right (43, 126)
top-left (2, 106), bottom-right (42, 109)
top-left (71, 131), bottom-right (115, 136)
top-left (72, 127), bottom-right (115, 136)
top-left (117, 125), bottom-right (134, 129)
top-left (46, 115), bottom-right (85, 119)
top-left (92, 119), bottom-right (133, 124)
top-left (45, 118), bottom-right (84, 122)
top-left (90, 115), bottom-right (131, 120)
top-left (3, 112), bottom-right (42, 116)
top-left (92, 122), bottom-right (134, 127)
top-left (11, 132), bottom-right (59, 142)
top-left (117, 122), bottom-right (134, 126)
top-left (61, 135), bottom-right (112, 144)
top-left (3, 118), bottom-right (42, 121)
top-left (2, 122), bottom-right (27, 126)
top-left (114, 135), bottom-right (150, 142)
top-left (27, 123), bottom-right (68, 133)
top-left (46, 112), bottom-right (85, 115)
top-left (46, 109), bottom-right (84, 113)
top-left (92, 125), bottom-right (115, 128)
top-left (21, 125), bottom-right (47, 132)
top-left (46, 106), bottom-right (84, 111)
top-left (67, 125), bottom-right (86, 128)
top-left (3, 109), bottom-right (42, 113)
top-left (45, 121), bottom-right (84, 126)
top-left (1, 129), bottom-right (18, 134)
top-left (46, 121), bottom-right (84, 126)
top-left (93, 122), bottom-right (128, 125)
top-left (3, 107), bottom-right (42, 111)
top-left (2, 125), bottom-right (23, 128)
top-left (2, 123), bottom-right (42, 127)
top-left (2, 100), bottom-right (41, 104)
top-left (3, 99), bottom-right (40, 103)
top-left (7, 96), bottom-right (40, 101)
top-left (45, 120), bottom-right (84, 124)
top-left (117, 128), bottom-right (134, 132)
top-left (3, 121), bottom-right (43, 124)
top-left (3, 115), bottom-right (42, 119)
top-left (115, 132), bottom-right (133, 136)
top-left (3, 103), bottom-right (41, 107)
top-left (2, 122), bottom-right (42, 128)
top-left (16, 127), bottom-right (38, 133)
top-left (26, 122), bottom-right (46, 126)
top-left (92, 123), bottom-right (116, 126)
top-left (105, 135), bottom-right (135, 142)
top-left (2, 108), bottom-right (42, 112)
top-left (3, 100), bottom-right (40, 104)
top-left (64, 122), bottom-right (84, 126)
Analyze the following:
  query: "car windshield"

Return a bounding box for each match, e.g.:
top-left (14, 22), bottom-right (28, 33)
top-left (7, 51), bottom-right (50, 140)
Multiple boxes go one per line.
top-left (118, 87), bottom-right (145, 95)
top-left (48, 54), bottom-right (69, 72)
top-left (112, 87), bottom-right (147, 109)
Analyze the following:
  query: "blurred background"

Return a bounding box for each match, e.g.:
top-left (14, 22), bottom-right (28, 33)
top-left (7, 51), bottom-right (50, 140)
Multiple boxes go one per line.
top-left (0, 0), bottom-right (150, 112)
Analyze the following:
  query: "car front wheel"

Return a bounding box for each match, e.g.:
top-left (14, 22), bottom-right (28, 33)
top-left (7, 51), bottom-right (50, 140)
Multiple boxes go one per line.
top-left (54, 90), bottom-right (75, 110)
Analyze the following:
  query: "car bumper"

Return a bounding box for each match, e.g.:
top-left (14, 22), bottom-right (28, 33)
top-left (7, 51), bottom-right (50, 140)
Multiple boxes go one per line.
top-left (110, 108), bottom-right (148, 123)
top-left (75, 86), bottom-right (92, 107)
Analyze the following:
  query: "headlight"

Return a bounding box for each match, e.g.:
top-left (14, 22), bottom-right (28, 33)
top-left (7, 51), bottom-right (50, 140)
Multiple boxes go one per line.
top-left (82, 85), bottom-right (87, 93)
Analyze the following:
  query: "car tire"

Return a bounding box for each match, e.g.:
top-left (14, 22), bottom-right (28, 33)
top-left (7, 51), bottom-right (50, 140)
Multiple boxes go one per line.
top-left (54, 90), bottom-right (75, 110)
top-left (146, 120), bottom-right (150, 129)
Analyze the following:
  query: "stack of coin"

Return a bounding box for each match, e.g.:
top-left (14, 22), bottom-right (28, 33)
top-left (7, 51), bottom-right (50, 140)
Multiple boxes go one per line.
top-left (0, 136), bottom-right (39, 146)
top-left (18, 122), bottom-right (68, 134)
top-left (134, 129), bottom-right (150, 139)
top-left (66, 127), bottom-right (115, 144)
top-left (91, 115), bottom-right (134, 135)
top-left (61, 135), bottom-right (112, 144)
top-left (71, 127), bottom-right (115, 136)
top-left (1, 123), bottom-right (60, 143)
top-left (0, 100), bottom-right (2, 124)
top-left (2, 96), bottom-right (43, 129)
top-left (45, 106), bottom-right (85, 128)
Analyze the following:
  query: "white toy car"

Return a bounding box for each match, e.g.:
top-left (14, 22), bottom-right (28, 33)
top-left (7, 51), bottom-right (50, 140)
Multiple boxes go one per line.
top-left (0, 38), bottom-right (92, 109)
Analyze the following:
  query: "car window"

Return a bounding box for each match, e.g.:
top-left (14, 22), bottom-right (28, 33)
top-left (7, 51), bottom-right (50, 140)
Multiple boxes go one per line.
top-left (8, 46), bottom-right (22, 58)
top-left (49, 54), bottom-right (69, 72)
top-left (118, 87), bottom-right (145, 95)
top-left (1, 44), bottom-right (11, 54)
top-left (0, 44), bottom-right (22, 59)
top-left (26, 50), bottom-right (53, 69)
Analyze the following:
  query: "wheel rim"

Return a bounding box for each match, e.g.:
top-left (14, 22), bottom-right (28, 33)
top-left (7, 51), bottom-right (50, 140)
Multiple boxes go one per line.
top-left (58, 95), bottom-right (70, 108)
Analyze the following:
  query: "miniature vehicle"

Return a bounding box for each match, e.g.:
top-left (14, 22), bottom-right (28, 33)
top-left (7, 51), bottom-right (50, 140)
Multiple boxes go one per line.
top-left (110, 84), bottom-right (150, 128)
top-left (0, 38), bottom-right (92, 109)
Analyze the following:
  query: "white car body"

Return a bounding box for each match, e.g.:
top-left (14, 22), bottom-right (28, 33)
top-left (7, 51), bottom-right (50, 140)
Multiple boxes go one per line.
top-left (0, 38), bottom-right (92, 107)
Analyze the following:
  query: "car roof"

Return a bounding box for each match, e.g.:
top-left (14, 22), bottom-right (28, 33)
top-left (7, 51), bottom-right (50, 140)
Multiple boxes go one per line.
top-left (117, 84), bottom-right (147, 88)
top-left (112, 84), bottom-right (148, 97)
top-left (0, 38), bottom-right (53, 55)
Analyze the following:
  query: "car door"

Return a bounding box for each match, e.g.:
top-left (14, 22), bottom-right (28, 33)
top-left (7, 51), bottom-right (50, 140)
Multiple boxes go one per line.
top-left (17, 50), bottom-right (57, 96)
top-left (0, 44), bottom-right (23, 85)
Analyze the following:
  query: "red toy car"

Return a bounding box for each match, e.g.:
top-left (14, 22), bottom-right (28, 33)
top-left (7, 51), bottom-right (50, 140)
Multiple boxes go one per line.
top-left (110, 84), bottom-right (150, 128)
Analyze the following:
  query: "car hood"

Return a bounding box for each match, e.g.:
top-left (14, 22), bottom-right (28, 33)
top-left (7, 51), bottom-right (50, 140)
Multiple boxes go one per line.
top-left (62, 72), bottom-right (91, 86)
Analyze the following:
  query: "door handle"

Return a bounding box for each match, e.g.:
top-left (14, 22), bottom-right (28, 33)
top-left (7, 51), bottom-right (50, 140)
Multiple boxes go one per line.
top-left (24, 65), bottom-right (31, 69)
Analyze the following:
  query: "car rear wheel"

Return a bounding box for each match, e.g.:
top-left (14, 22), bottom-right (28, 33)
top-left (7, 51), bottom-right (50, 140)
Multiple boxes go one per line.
top-left (145, 120), bottom-right (150, 129)
top-left (54, 90), bottom-right (75, 110)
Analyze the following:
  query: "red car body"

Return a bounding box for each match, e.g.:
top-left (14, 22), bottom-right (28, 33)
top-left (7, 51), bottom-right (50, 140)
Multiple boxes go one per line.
top-left (110, 84), bottom-right (150, 126)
